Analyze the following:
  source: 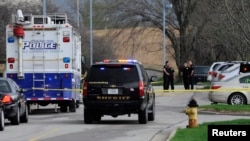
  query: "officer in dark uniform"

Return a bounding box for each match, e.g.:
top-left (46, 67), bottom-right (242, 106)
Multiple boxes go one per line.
top-left (163, 61), bottom-right (169, 90)
top-left (188, 60), bottom-right (194, 90)
top-left (181, 62), bottom-right (190, 90)
top-left (163, 61), bottom-right (175, 90)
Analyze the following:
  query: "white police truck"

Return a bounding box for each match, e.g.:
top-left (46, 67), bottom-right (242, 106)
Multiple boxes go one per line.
top-left (5, 10), bottom-right (83, 113)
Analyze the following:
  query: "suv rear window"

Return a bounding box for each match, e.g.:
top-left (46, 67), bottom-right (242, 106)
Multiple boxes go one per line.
top-left (88, 65), bottom-right (139, 83)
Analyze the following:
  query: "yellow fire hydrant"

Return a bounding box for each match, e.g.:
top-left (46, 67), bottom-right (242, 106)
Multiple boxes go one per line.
top-left (185, 98), bottom-right (199, 128)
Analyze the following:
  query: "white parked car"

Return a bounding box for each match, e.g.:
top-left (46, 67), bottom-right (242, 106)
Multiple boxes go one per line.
top-left (216, 63), bottom-right (241, 82)
top-left (213, 61), bottom-right (249, 82)
top-left (209, 73), bottom-right (250, 105)
top-left (210, 62), bottom-right (235, 82)
top-left (207, 61), bottom-right (225, 81)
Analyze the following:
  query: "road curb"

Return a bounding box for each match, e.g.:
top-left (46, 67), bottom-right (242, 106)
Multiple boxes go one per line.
top-left (165, 129), bottom-right (177, 141)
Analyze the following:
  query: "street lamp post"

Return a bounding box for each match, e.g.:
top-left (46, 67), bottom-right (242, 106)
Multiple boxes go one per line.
top-left (77, 0), bottom-right (80, 29)
top-left (42, 0), bottom-right (46, 16)
top-left (162, 0), bottom-right (166, 66)
top-left (90, 0), bottom-right (93, 66)
top-left (162, 0), bottom-right (172, 66)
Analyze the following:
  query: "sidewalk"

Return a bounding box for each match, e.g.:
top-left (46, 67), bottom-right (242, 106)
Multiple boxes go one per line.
top-left (153, 85), bottom-right (197, 96)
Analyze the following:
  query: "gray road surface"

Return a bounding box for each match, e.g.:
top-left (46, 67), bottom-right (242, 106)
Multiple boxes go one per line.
top-left (1, 85), bottom-right (249, 141)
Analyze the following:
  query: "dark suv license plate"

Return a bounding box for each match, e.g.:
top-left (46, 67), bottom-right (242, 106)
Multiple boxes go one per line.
top-left (108, 88), bottom-right (118, 94)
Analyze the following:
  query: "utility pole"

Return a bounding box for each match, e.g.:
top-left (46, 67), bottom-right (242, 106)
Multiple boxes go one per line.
top-left (42, 0), bottom-right (46, 16)
top-left (77, 0), bottom-right (80, 29)
top-left (90, 0), bottom-right (93, 66)
top-left (162, 0), bottom-right (172, 66)
top-left (162, 0), bottom-right (166, 66)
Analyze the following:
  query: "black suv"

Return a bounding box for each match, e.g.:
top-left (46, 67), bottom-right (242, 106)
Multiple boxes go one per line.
top-left (193, 66), bottom-right (209, 84)
top-left (83, 59), bottom-right (157, 124)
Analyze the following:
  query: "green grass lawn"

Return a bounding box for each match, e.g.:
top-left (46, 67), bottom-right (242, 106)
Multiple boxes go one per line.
top-left (170, 119), bottom-right (250, 141)
top-left (170, 104), bottom-right (250, 141)
top-left (153, 79), bottom-right (250, 141)
top-left (199, 104), bottom-right (250, 112)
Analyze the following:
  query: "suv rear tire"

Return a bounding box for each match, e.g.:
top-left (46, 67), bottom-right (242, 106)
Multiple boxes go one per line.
top-left (138, 108), bottom-right (148, 124)
top-left (84, 109), bottom-right (93, 124)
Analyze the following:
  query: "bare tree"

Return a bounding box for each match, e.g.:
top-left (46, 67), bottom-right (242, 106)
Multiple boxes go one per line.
top-left (63, 0), bottom-right (117, 66)
top-left (198, 0), bottom-right (250, 62)
top-left (49, 0), bottom-right (250, 73)
top-left (223, 0), bottom-right (250, 60)
top-left (86, 0), bottom-right (210, 82)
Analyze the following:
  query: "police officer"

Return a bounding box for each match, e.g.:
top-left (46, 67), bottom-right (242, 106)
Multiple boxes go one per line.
top-left (181, 62), bottom-right (190, 90)
top-left (188, 60), bottom-right (194, 90)
top-left (163, 61), bottom-right (169, 90)
top-left (163, 61), bottom-right (175, 91)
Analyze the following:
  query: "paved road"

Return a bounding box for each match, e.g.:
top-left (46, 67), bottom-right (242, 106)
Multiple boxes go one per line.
top-left (2, 85), bottom-right (249, 141)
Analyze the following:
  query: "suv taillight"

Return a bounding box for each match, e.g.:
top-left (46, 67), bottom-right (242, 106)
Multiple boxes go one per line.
top-left (83, 82), bottom-right (88, 97)
top-left (139, 81), bottom-right (144, 97)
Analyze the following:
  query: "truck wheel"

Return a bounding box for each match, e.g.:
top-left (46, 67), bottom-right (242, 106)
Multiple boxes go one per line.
top-left (27, 103), bottom-right (32, 114)
top-left (138, 108), bottom-right (148, 124)
top-left (84, 109), bottom-right (93, 124)
top-left (60, 106), bottom-right (68, 113)
top-left (76, 100), bottom-right (80, 108)
top-left (69, 101), bottom-right (76, 112)
top-left (0, 109), bottom-right (4, 131)
top-left (10, 107), bottom-right (20, 125)
top-left (20, 105), bottom-right (29, 123)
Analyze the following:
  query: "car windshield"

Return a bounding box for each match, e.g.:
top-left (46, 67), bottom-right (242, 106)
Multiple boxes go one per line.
top-left (88, 65), bottom-right (139, 83)
top-left (0, 80), bottom-right (11, 92)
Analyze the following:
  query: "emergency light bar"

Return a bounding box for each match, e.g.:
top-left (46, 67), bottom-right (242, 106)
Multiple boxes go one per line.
top-left (103, 59), bottom-right (138, 64)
